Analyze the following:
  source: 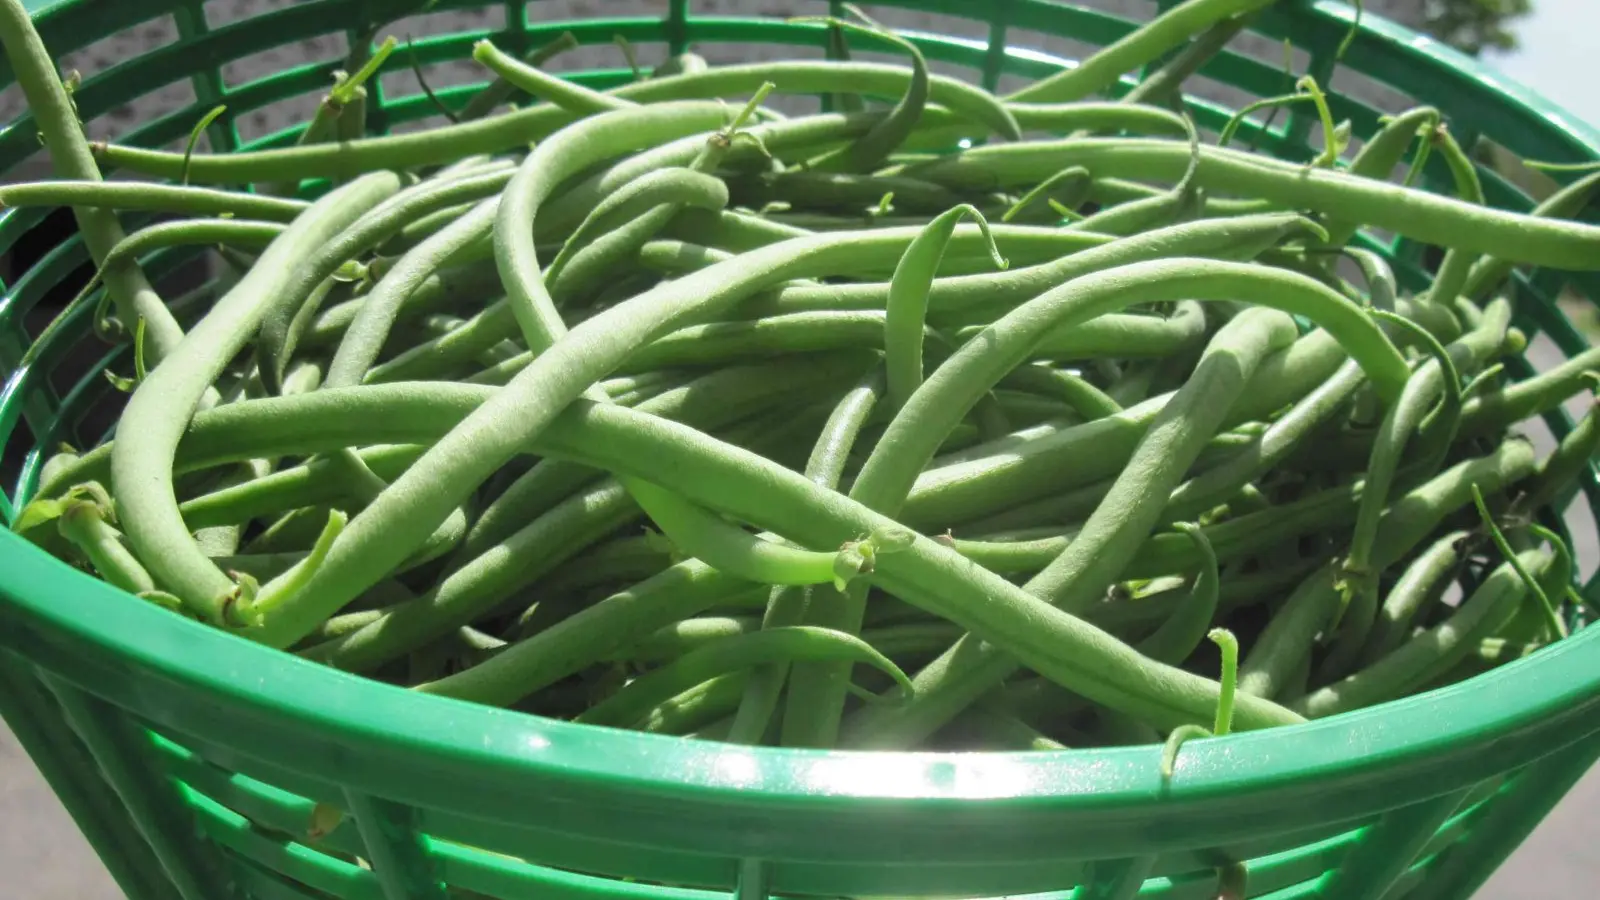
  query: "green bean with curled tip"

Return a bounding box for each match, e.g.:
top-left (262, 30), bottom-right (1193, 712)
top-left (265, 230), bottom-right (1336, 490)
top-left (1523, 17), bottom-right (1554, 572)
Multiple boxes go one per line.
top-left (1419, 124), bottom-right (1490, 308)
top-left (108, 172), bottom-right (402, 624)
top-left (886, 205), bottom-right (1008, 411)
top-left (840, 308), bottom-right (1300, 748)
top-left (1296, 549), bottom-right (1551, 719)
top-left (908, 137), bottom-right (1600, 269)
top-left (578, 626), bottom-right (915, 730)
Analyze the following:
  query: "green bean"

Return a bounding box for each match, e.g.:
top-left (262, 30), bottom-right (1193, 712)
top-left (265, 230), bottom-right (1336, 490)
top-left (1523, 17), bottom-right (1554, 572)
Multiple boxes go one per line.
top-left (1295, 549), bottom-right (1550, 718)
top-left (1236, 439), bottom-right (1537, 699)
top-left (325, 198), bottom-right (499, 391)
top-left (458, 31), bottom-right (579, 121)
top-left (419, 561), bottom-right (756, 706)
top-left (109, 172), bottom-right (403, 624)
top-left (609, 617), bottom-right (760, 663)
top-left (638, 673), bottom-right (750, 735)
top-left (841, 308), bottom-right (1300, 747)
top-left (887, 205), bottom-right (1007, 410)
top-left (577, 626), bottom-right (913, 729)
top-left (305, 478), bottom-right (641, 671)
top-left (800, 20), bottom-right (928, 172)
top-left (726, 171), bottom-right (969, 215)
top-left (0, 0), bottom-right (186, 357)
top-left (1359, 530), bottom-right (1468, 667)
top-left (56, 497), bottom-right (157, 596)
top-left (735, 370), bottom-right (885, 745)
top-left (998, 365), bottom-right (1122, 421)
top-left (1458, 345), bottom-right (1600, 438)
top-left (1333, 300), bottom-right (1511, 660)
top-left (1124, 10), bottom-right (1256, 108)
top-left (0, 181), bottom-right (310, 223)
top-left (1136, 524), bottom-right (1219, 665)
top-left (907, 103), bottom-right (1190, 154)
top-left (301, 261), bottom-right (503, 349)
top-left (428, 400), bottom-right (1304, 731)
top-left (909, 138), bottom-right (1600, 269)
top-left (1005, 0), bottom-right (1277, 103)
top-left (623, 479), bottom-right (840, 586)
top-left (455, 355), bottom-right (872, 564)
top-left (91, 100), bottom-right (582, 184)
top-left (1320, 106), bottom-right (1441, 248)
top-left (546, 167), bottom-right (728, 288)
top-left (1010, 299), bottom-right (1209, 361)
top-left (541, 113), bottom-right (877, 235)
top-left (611, 61), bottom-right (1020, 143)
top-left (1163, 359), bottom-right (1365, 523)
top-left (1083, 177), bottom-right (1281, 219)
top-left (257, 163), bottom-right (516, 390)
top-left (178, 445), bottom-right (425, 530)
top-left (471, 40), bottom-right (634, 114)
top-left (855, 261), bottom-right (1406, 523)
top-left (1463, 169), bottom-right (1600, 301)
top-left (1518, 394), bottom-right (1600, 515)
top-left (736, 213), bottom-right (1312, 319)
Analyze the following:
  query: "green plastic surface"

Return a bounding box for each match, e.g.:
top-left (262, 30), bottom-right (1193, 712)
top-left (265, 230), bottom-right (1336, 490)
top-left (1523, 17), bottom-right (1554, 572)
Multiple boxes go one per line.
top-left (4, 2), bottom-right (1600, 898)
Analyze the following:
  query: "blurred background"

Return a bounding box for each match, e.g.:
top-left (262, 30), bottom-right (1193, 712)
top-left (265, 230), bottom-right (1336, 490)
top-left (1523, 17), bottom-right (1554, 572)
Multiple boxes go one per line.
top-left (3, 1), bottom-right (1598, 897)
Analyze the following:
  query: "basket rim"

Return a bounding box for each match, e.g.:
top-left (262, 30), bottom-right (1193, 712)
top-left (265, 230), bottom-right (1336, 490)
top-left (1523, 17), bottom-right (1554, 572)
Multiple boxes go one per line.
top-left (5, 0), bottom-right (1600, 853)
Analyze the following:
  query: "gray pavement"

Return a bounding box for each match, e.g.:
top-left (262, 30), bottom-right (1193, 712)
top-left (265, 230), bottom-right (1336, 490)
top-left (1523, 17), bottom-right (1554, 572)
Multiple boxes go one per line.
top-left (3, 1), bottom-right (1597, 897)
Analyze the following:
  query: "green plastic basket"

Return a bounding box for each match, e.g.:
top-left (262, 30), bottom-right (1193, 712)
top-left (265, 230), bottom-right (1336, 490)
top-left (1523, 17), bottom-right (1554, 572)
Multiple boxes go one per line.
top-left (5, 1), bottom-right (1600, 898)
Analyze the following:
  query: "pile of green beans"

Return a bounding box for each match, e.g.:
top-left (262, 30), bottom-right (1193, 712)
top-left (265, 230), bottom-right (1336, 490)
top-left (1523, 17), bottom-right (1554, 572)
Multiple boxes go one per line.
top-left (6, 0), bottom-right (1600, 765)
